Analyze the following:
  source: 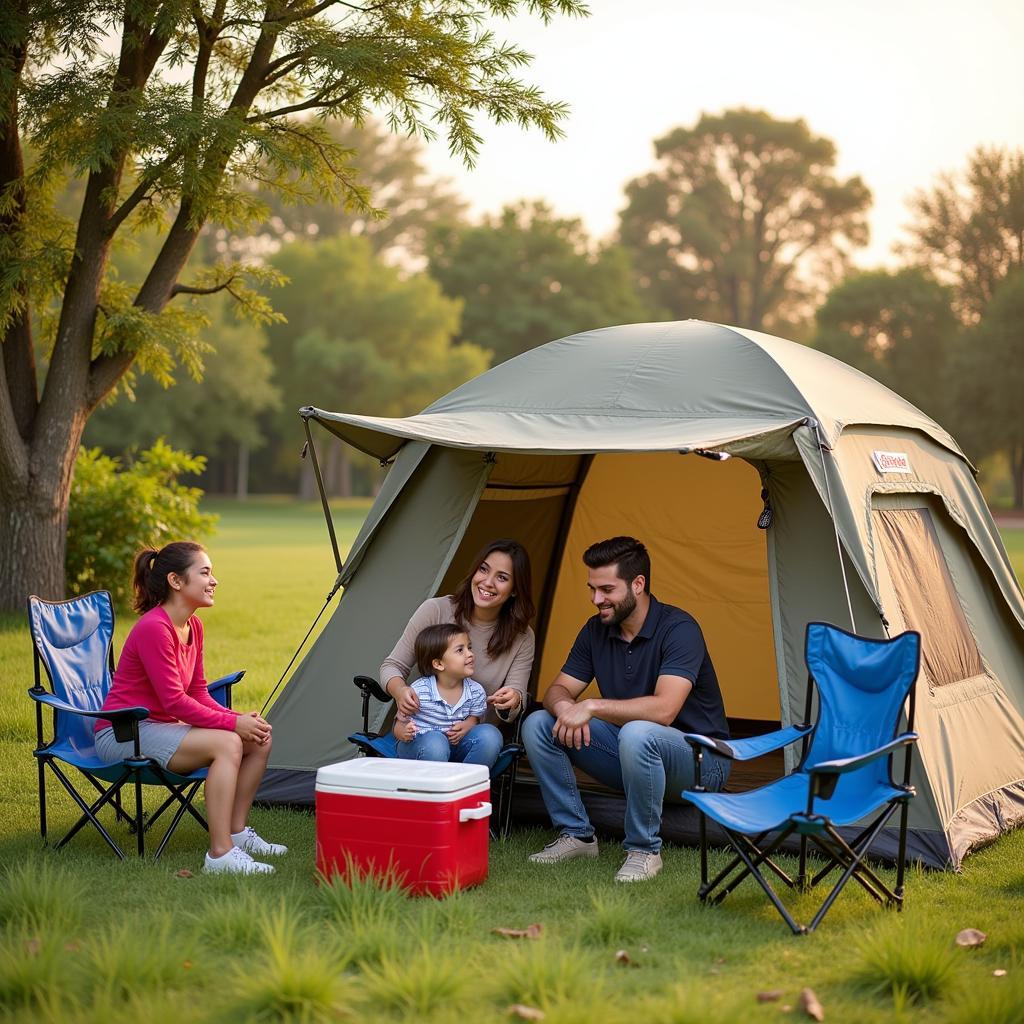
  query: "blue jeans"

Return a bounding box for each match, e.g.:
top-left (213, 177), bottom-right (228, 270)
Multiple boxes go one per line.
top-left (522, 710), bottom-right (730, 854)
top-left (396, 723), bottom-right (504, 771)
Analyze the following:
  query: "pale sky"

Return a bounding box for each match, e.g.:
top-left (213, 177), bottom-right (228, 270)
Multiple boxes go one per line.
top-left (422, 0), bottom-right (1024, 267)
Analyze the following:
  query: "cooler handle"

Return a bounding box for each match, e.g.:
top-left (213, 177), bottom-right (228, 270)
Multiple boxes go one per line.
top-left (459, 801), bottom-right (492, 822)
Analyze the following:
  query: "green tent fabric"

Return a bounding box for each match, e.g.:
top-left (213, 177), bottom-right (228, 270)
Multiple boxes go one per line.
top-left (259, 320), bottom-right (1024, 869)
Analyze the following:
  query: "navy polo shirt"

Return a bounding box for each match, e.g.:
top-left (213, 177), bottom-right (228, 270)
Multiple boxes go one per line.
top-left (561, 595), bottom-right (730, 740)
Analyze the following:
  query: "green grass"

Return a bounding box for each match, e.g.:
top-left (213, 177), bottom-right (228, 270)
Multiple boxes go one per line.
top-left (1, 504), bottom-right (1023, 1023)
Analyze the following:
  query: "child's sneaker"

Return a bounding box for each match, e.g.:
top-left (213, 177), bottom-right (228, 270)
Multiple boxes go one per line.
top-left (203, 846), bottom-right (274, 875)
top-left (232, 826), bottom-right (288, 856)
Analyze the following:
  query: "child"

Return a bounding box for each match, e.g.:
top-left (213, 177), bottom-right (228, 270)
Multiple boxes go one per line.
top-left (393, 623), bottom-right (503, 768)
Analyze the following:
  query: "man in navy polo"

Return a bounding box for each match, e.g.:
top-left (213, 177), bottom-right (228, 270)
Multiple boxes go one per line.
top-left (523, 536), bottom-right (730, 882)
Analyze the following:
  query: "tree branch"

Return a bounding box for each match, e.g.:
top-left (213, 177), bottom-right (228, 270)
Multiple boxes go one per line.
top-left (170, 275), bottom-right (239, 298)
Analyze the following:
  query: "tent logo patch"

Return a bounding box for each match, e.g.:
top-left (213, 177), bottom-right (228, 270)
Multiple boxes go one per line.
top-left (872, 451), bottom-right (911, 474)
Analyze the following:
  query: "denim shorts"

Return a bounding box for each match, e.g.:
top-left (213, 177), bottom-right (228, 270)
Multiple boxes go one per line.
top-left (95, 721), bottom-right (192, 769)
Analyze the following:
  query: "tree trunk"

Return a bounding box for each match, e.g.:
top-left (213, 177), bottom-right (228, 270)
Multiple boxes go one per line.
top-left (1012, 444), bottom-right (1024, 511)
top-left (298, 458), bottom-right (316, 501)
top-left (236, 441), bottom-right (249, 501)
top-left (0, 479), bottom-right (68, 608)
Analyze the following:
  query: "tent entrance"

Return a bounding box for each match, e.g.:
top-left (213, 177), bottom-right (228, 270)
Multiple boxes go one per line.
top-left (439, 450), bottom-right (781, 730)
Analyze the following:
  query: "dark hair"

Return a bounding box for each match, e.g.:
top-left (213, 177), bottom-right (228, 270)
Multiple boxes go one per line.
top-left (132, 541), bottom-right (206, 614)
top-left (451, 539), bottom-right (535, 657)
top-left (582, 536), bottom-right (651, 593)
top-left (414, 623), bottom-right (468, 679)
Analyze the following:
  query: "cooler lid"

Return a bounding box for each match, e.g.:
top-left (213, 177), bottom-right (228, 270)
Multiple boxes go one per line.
top-left (316, 758), bottom-right (488, 793)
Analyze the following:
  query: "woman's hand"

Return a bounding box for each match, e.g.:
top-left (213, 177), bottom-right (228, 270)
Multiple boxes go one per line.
top-left (393, 684), bottom-right (420, 717)
top-left (393, 718), bottom-right (417, 743)
top-left (234, 711), bottom-right (271, 745)
top-left (487, 687), bottom-right (522, 713)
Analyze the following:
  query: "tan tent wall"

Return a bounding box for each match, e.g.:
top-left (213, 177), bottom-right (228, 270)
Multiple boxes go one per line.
top-left (870, 492), bottom-right (1024, 858)
top-left (534, 453), bottom-right (780, 722)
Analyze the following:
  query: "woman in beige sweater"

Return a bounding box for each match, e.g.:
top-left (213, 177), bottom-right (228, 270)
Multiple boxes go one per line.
top-left (379, 539), bottom-right (536, 761)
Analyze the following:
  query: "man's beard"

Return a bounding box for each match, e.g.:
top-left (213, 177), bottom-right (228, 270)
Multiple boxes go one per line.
top-left (606, 588), bottom-right (637, 626)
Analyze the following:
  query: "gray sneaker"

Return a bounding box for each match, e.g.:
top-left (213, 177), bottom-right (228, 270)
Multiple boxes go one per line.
top-left (528, 833), bottom-right (599, 864)
top-left (614, 850), bottom-right (663, 882)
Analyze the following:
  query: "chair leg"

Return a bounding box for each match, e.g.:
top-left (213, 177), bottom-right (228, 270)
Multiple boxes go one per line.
top-left (37, 757), bottom-right (47, 841)
top-left (721, 828), bottom-right (806, 935)
top-left (47, 762), bottom-right (129, 860)
top-left (153, 781), bottom-right (204, 860)
top-left (895, 799), bottom-right (910, 904)
top-left (134, 772), bottom-right (145, 857)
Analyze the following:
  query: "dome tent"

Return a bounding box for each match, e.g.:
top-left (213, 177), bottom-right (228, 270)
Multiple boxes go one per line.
top-left (258, 320), bottom-right (1024, 869)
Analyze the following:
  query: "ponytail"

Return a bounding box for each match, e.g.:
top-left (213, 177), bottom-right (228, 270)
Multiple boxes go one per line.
top-left (132, 541), bottom-right (205, 614)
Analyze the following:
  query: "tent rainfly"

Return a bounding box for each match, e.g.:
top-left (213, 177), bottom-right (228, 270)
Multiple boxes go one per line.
top-left (257, 320), bottom-right (1024, 869)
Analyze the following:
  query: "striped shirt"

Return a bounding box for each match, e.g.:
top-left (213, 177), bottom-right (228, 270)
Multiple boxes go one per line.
top-left (402, 675), bottom-right (488, 735)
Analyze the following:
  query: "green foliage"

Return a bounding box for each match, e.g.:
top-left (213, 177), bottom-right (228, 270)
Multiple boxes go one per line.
top-left (67, 440), bottom-right (217, 606)
top-left (84, 917), bottom-right (194, 1002)
top-left (813, 267), bottom-right (961, 425)
top-left (618, 108), bottom-right (871, 331)
top-left (903, 146), bottom-right (1024, 320)
top-left (853, 922), bottom-right (959, 1005)
top-left (487, 939), bottom-right (599, 1008)
top-left (429, 200), bottom-right (656, 365)
top-left (0, 929), bottom-right (65, 1011)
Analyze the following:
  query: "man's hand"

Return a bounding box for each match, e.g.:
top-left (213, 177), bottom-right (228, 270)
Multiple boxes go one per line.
top-left (447, 719), bottom-right (473, 746)
top-left (552, 700), bottom-right (593, 749)
top-left (393, 718), bottom-right (417, 743)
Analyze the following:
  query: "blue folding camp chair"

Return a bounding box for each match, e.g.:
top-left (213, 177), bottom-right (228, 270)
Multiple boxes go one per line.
top-left (348, 675), bottom-right (525, 838)
top-left (28, 591), bottom-right (243, 860)
top-left (681, 622), bottom-right (921, 934)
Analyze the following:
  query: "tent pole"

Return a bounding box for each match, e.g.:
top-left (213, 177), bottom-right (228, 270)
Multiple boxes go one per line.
top-left (301, 413), bottom-right (343, 574)
top-left (812, 420), bottom-right (856, 632)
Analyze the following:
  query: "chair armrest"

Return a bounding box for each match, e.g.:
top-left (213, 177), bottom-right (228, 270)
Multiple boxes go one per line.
top-left (353, 675), bottom-right (391, 704)
top-left (208, 670), bottom-right (245, 710)
top-left (809, 732), bottom-right (918, 777)
top-left (683, 723), bottom-right (813, 762)
top-left (28, 689), bottom-right (149, 722)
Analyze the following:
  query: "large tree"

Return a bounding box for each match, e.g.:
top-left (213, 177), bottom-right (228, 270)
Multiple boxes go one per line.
top-left (618, 108), bottom-right (871, 331)
top-left (902, 146), bottom-right (1024, 322)
top-left (262, 234), bottom-right (489, 497)
top-left (0, 0), bottom-right (584, 610)
top-left (429, 200), bottom-right (656, 366)
top-left (812, 268), bottom-right (960, 427)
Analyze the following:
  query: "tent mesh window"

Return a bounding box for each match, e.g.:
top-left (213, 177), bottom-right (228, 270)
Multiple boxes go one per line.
top-left (873, 507), bottom-right (984, 688)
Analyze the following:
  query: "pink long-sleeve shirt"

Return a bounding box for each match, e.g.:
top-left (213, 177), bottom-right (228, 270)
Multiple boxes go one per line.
top-left (96, 605), bottom-right (238, 733)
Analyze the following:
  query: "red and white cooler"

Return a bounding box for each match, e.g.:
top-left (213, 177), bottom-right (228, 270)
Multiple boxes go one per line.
top-left (315, 759), bottom-right (491, 895)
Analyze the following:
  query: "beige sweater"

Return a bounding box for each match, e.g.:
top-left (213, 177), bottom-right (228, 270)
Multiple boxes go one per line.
top-left (379, 596), bottom-right (535, 725)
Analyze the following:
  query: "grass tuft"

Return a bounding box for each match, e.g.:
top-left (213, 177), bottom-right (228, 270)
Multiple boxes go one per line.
top-left (488, 939), bottom-right (601, 1009)
top-left (853, 920), bottom-right (959, 1004)
top-left (577, 886), bottom-right (645, 946)
top-left (316, 861), bottom-right (408, 929)
top-left (0, 930), bottom-right (65, 1010)
top-left (0, 858), bottom-right (86, 931)
top-left (192, 885), bottom-right (272, 952)
top-left (223, 903), bottom-right (354, 1023)
top-left (942, 965), bottom-right (1024, 1024)
top-left (85, 916), bottom-right (195, 1000)
top-left (360, 941), bottom-right (471, 1017)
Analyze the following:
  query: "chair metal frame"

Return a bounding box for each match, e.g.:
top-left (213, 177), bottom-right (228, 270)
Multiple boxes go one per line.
top-left (682, 622), bottom-right (921, 934)
top-left (29, 591), bottom-right (242, 861)
top-left (348, 675), bottom-right (525, 838)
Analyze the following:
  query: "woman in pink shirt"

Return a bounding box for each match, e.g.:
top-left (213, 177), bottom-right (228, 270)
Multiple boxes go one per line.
top-left (96, 541), bottom-right (286, 875)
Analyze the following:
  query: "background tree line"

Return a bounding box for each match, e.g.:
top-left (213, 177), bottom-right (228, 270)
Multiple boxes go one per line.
top-left (83, 109), bottom-right (1024, 507)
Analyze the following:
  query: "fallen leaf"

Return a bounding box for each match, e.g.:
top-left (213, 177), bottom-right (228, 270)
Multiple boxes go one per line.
top-left (614, 949), bottom-right (639, 967)
top-left (993, 969), bottom-right (1007, 977)
top-left (955, 928), bottom-right (987, 948)
top-left (799, 987), bottom-right (824, 1021)
top-left (64, 940), bottom-right (81, 953)
top-left (174, 869), bottom-right (194, 879)
top-left (182, 960), bottom-right (193, 970)
top-left (757, 991), bottom-right (783, 1003)
top-left (25, 937), bottom-right (41, 957)
top-left (508, 1005), bottom-right (545, 1021)
top-left (492, 924), bottom-right (543, 940)
top-left (781, 1005), bottom-right (792, 1013)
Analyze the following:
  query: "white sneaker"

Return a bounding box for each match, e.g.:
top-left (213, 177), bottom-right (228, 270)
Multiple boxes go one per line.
top-left (232, 826), bottom-right (288, 857)
top-left (615, 850), bottom-right (663, 883)
top-left (528, 833), bottom-right (599, 864)
top-left (203, 846), bottom-right (274, 875)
